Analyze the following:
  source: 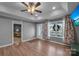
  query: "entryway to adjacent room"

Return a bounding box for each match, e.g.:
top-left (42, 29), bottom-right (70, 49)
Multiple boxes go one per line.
top-left (12, 21), bottom-right (23, 45)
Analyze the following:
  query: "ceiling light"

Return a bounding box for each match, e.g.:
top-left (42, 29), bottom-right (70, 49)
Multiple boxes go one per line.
top-left (35, 14), bottom-right (38, 16)
top-left (21, 2), bottom-right (42, 15)
top-left (52, 6), bottom-right (56, 10)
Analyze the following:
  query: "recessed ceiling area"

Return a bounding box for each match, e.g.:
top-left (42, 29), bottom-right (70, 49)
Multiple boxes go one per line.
top-left (0, 2), bottom-right (72, 22)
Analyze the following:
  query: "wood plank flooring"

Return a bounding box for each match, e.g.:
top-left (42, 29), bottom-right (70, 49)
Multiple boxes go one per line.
top-left (0, 39), bottom-right (71, 56)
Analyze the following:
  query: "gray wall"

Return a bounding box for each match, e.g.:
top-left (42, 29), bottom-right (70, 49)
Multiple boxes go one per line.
top-left (0, 17), bottom-right (12, 46)
top-left (0, 17), bottom-right (35, 46)
top-left (23, 22), bottom-right (35, 41)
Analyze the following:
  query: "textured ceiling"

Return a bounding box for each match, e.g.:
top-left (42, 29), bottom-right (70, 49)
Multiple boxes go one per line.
top-left (0, 2), bottom-right (71, 22)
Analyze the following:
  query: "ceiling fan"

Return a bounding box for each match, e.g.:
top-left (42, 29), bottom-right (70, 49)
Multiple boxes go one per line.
top-left (21, 2), bottom-right (42, 15)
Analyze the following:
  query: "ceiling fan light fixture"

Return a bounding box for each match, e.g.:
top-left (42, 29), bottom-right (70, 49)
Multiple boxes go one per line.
top-left (31, 5), bottom-right (35, 13)
top-left (21, 2), bottom-right (42, 15)
top-left (28, 9), bottom-right (31, 12)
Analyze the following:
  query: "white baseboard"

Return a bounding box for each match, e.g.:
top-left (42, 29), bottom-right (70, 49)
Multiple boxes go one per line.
top-left (45, 39), bottom-right (69, 46)
top-left (0, 39), bottom-right (34, 48)
top-left (36, 37), bottom-right (45, 40)
top-left (0, 39), bottom-right (69, 48)
top-left (22, 39), bottom-right (34, 42)
top-left (0, 43), bottom-right (13, 48)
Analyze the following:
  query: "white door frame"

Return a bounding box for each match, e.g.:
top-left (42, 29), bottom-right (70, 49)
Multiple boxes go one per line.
top-left (12, 21), bottom-right (23, 45)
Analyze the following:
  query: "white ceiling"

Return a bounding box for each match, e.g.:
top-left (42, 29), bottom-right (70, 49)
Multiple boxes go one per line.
top-left (0, 2), bottom-right (70, 22)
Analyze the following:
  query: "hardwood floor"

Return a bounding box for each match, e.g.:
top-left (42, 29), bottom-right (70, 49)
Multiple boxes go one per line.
top-left (0, 39), bottom-right (71, 56)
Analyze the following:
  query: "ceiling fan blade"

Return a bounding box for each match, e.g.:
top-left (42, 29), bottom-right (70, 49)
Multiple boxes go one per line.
top-left (21, 2), bottom-right (28, 7)
top-left (29, 2), bottom-right (34, 7)
top-left (35, 2), bottom-right (41, 8)
top-left (35, 10), bottom-right (42, 13)
top-left (21, 9), bottom-right (27, 12)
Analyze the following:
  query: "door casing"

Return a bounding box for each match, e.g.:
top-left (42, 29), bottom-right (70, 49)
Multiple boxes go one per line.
top-left (12, 21), bottom-right (23, 44)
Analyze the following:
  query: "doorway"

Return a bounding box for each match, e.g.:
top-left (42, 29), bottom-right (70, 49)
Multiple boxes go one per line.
top-left (14, 24), bottom-right (21, 45)
top-left (12, 21), bottom-right (23, 45)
